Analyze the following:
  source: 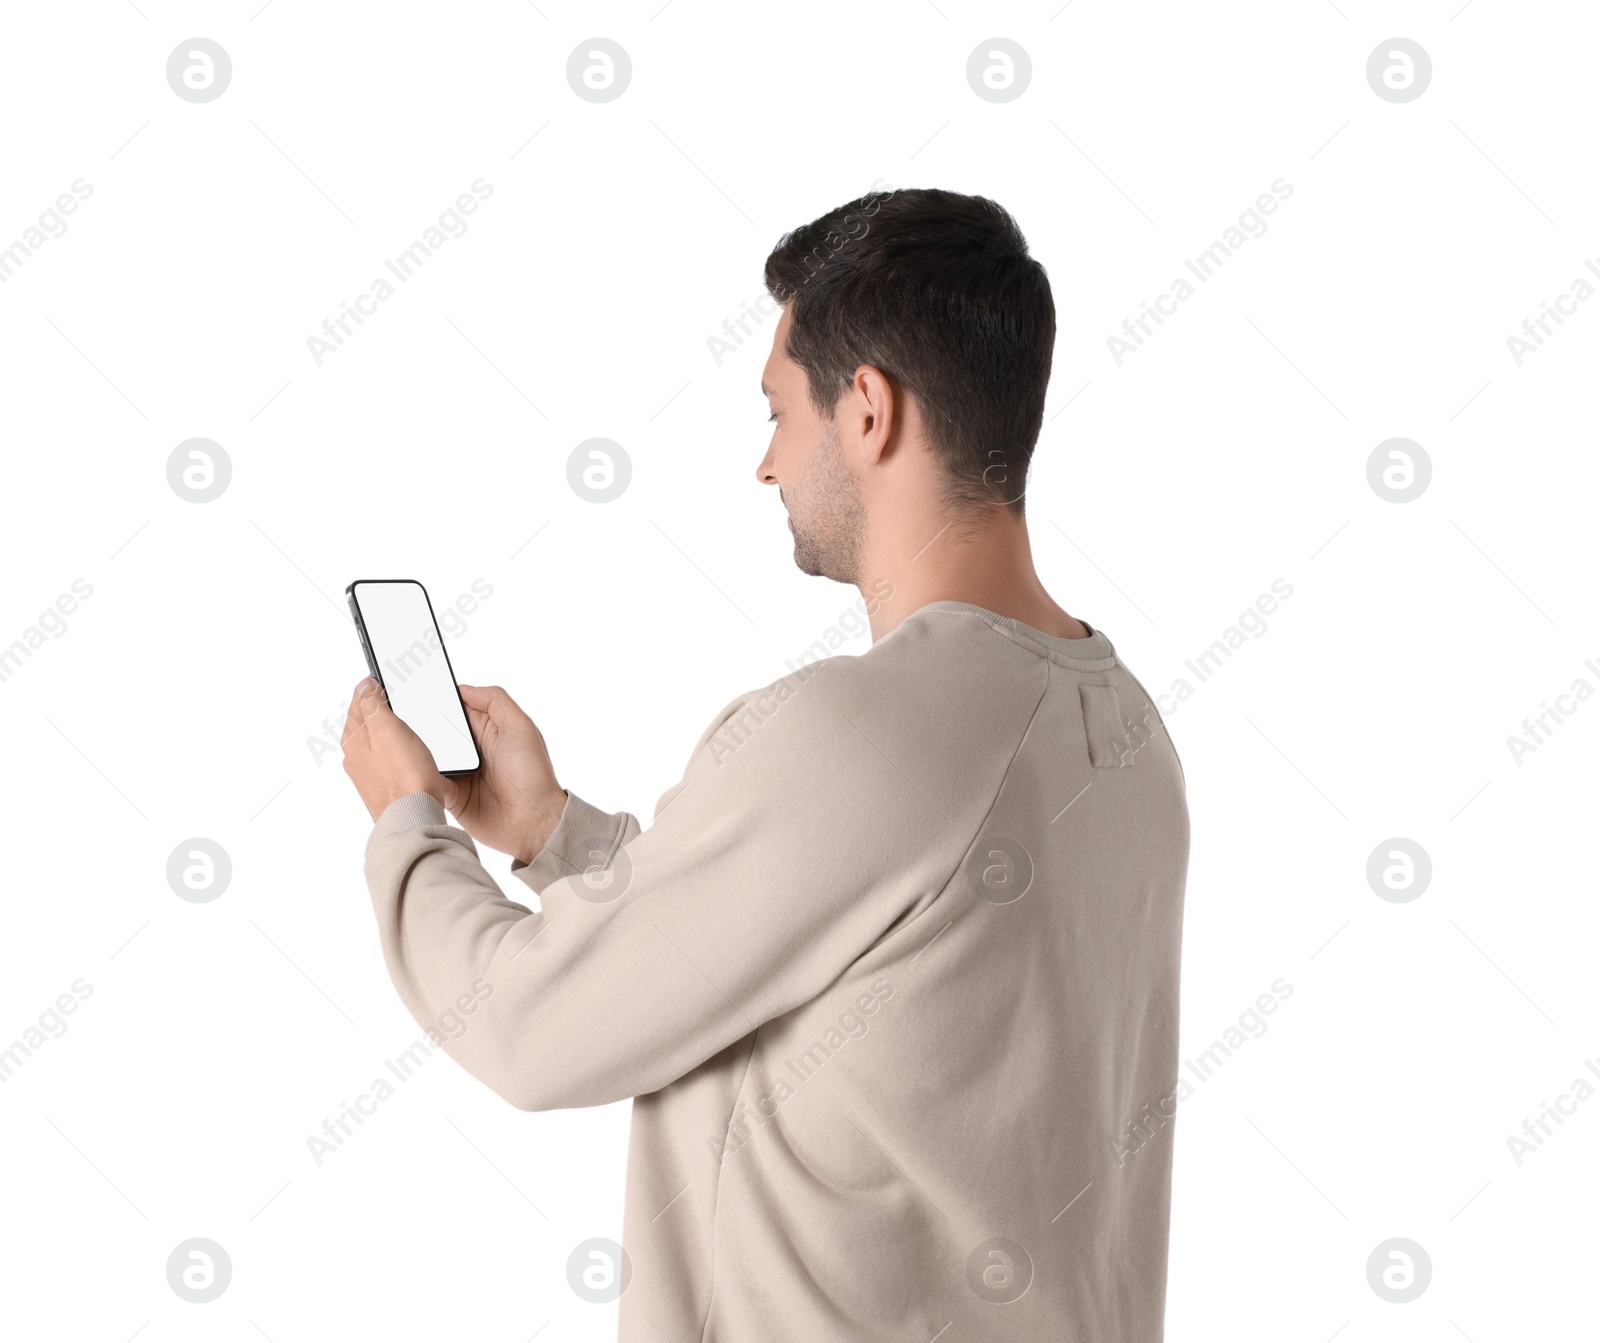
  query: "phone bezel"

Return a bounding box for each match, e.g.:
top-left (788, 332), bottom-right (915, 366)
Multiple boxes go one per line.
top-left (345, 578), bottom-right (482, 777)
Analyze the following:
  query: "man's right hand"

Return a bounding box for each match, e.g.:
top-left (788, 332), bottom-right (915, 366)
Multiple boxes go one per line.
top-left (436, 684), bottom-right (569, 865)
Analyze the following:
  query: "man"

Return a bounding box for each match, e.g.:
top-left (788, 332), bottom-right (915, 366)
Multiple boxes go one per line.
top-left (343, 187), bottom-right (1190, 1341)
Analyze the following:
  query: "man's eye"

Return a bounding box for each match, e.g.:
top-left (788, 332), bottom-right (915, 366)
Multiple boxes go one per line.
top-left (767, 413), bottom-right (777, 423)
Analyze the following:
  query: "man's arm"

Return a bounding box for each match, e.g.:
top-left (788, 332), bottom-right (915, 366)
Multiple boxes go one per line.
top-left (358, 665), bottom-right (970, 1113)
top-left (503, 685), bottom-right (739, 888)
top-left (507, 789), bottom-right (637, 892)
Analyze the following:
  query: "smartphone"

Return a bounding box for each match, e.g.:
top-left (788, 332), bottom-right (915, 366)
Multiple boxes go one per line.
top-left (345, 579), bottom-right (481, 776)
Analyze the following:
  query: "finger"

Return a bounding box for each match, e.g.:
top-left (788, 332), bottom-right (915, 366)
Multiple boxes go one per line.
top-left (455, 686), bottom-right (492, 735)
top-left (435, 772), bottom-right (465, 814)
top-left (354, 676), bottom-right (393, 725)
top-left (343, 680), bottom-right (374, 741)
top-left (341, 726), bottom-right (359, 771)
top-left (460, 683), bottom-right (533, 730)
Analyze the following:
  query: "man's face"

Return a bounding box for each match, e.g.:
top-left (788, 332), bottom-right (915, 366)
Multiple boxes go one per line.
top-left (756, 305), bottom-right (867, 584)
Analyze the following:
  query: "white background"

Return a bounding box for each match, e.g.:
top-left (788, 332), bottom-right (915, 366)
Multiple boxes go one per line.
top-left (1, 1), bottom-right (1595, 1339)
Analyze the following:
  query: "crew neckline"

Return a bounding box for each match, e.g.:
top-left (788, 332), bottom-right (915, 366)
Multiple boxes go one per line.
top-left (911, 599), bottom-right (1118, 668)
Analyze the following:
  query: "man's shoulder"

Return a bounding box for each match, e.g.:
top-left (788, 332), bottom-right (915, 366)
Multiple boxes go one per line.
top-left (696, 607), bottom-right (1055, 790)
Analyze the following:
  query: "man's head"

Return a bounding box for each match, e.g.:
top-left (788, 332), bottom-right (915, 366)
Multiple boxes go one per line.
top-left (757, 187), bottom-right (1055, 585)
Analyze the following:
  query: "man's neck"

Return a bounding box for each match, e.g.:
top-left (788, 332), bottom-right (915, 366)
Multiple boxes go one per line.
top-left (859, 504), bottom-right (1088, 642)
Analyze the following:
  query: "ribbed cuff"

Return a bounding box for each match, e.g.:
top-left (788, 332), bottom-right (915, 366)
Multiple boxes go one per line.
top-left (373, 790), bottom-right (448, 835)
top-left (510, 790), bottom-right (628, 894)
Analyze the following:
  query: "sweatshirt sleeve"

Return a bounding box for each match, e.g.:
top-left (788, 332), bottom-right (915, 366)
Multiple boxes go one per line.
top-left (361, 664), bottom-right (962, 1113)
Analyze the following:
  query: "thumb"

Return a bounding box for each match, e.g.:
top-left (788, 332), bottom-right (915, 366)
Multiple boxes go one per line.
top-left (434, 771), bottom-right (467, 815)
top-left (458, 683), bottom-right (533, 731)
top-left (354, 677), bottom-right (392, 724)
top-left (458, 683), bottom-right (495, 712)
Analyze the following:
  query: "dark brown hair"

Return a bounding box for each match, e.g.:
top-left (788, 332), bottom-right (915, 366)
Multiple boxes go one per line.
top-left (764, 187), bottom-right (1054, 514)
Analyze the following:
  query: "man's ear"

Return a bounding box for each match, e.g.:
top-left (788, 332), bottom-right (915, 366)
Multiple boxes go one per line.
top-left (850, 364), bottom-right (898, 466)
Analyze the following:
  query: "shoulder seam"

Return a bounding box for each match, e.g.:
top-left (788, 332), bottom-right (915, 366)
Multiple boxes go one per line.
top-left (908, 656), bottom-right (1055, 930)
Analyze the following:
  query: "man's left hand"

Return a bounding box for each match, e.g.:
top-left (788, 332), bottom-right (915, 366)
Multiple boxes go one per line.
top-left (341, 678), bottom-right (447, 822)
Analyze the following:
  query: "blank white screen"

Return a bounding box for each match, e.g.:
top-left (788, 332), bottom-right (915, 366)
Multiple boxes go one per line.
top-left (352, 580), bottom-right (478, 774)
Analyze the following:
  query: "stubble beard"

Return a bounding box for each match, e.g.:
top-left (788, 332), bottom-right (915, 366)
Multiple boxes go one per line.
top-left (786, 419), bottom-right (867, 586)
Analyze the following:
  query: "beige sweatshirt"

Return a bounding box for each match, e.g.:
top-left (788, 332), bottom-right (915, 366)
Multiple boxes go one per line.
top-left (364, 599), bottom-right (1190, 1341)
